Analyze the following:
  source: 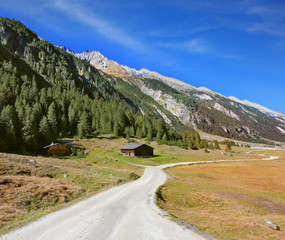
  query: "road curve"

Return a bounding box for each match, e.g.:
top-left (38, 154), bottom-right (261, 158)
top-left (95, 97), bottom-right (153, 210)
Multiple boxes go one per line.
top-left (1, 156), bottom-right (278, 240)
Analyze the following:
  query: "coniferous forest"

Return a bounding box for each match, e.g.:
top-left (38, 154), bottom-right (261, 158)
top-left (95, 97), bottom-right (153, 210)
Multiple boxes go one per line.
top-left (0, 17), bottom-right (212, 153)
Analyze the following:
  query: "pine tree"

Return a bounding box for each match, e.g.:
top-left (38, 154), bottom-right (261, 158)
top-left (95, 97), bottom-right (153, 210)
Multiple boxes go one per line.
top-left (130, 126), bottom-right (135, 136)
top-left (60, 114), bottom-right (68, 136)
top-left (113, 122), bottom-right (118, 137)
top-left (47, 102), bottom-right (58, 139)
top-left (39, 116), bottom-right (50, 145)
top-left (77, 111), bottom-right (90, 138)
top-left (117, 110), bottom-right (127, 136)
top-left (226, 142), bottom-right (232, 152)
top-left (194, 132), bottom-right (201, 148)
top-left (199, 139), bottom-right (208, 149)
top-left (0, 105), bottom-right (18, 151)
top-left (146, 125), bottom-right (152, 142)
top-left (213, 140), bottom-right (220, 150)
top-left (125, 127), bottom-right (130, 140)
top-left (156, 131), bottom-right (162, 140)
top-left (22, 114), bottom-right (36, 150)
top-left (136, 127), bottom-right (142, 139)
top-left (162, 133), bottom-right (168, 142)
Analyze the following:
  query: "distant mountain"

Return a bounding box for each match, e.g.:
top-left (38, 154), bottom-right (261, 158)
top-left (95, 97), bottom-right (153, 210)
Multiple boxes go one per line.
top-left (59, 48), bottom-right (285, 142)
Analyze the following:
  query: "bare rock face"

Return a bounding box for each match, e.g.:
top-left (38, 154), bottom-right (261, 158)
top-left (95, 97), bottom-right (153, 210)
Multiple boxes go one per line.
top-left (0, 24), bottom-right (26, 52)
top-left (58, 46), bottom-right (285, 141)
top-left (138, 83), bottom-right (195, 126)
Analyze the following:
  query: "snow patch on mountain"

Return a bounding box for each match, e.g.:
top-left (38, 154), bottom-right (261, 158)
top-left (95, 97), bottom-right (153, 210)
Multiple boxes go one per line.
top-left (213, 103), bottom-right (240, 121)
top-left (228, 96), bottom-right (285, 119)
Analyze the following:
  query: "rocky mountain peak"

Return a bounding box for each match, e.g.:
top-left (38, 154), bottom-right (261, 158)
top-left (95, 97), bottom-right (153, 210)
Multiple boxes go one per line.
top-left (58, 45), bottom-right (285, 130)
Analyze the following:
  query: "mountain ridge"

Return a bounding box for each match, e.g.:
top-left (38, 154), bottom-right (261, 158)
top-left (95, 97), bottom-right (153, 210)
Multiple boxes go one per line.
top-left (0, 17), bottom-right (284, 143)
top-left (55, 46), bottom-right (285, 142)
top-left (60, 46), bottom-right (285, 118)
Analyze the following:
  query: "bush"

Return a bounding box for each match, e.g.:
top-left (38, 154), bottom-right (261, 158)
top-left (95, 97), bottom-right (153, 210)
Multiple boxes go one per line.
top-left (129, 172), bottom-right (140, 180)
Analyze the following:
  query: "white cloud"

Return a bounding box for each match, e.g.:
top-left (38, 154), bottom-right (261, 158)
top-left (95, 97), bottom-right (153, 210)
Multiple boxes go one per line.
top-left (53, 0), bottom-right (146, 51)
top-left (186, 38), bottom-right (211, 53)
top-left (247, 6), bottom-right (275, 16)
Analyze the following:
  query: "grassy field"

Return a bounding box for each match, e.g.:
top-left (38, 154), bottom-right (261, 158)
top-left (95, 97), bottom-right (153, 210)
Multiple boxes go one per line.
top-left (158, 151), bottom-right (285, 240)
top-left (79, 136), bottom-right (269, 166)
top-left (1, 135), bottom-right (282, 235)
top-left (0, 138), bottom-right (143, 235)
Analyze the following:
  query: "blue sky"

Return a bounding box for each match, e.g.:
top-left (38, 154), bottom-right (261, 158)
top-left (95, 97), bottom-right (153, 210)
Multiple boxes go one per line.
top-left (1, 0), bottom-right (285, 113)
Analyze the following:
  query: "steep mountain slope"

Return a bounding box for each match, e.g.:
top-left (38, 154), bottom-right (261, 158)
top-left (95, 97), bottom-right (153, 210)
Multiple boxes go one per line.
top-left (65, 48), bottom-right (285, 142)
top-left (0, 17), bottom-right (188, 153)
top-left (1, 17), bottom-right (284, 144)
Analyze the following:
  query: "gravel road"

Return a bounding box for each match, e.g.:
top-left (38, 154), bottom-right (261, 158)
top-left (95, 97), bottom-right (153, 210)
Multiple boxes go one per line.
top-left (1, 157), bottom-right (278, 240)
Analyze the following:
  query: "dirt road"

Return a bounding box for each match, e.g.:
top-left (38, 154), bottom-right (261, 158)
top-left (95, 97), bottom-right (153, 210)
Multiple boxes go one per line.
top-left (1, 157), bottom-right (278, 240)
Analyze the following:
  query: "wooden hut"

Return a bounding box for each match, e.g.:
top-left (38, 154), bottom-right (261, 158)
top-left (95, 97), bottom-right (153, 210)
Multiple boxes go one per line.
top-left (120, 144), bottom-right (154, 157)
top-left (44, 142), bottom-right (69, 156)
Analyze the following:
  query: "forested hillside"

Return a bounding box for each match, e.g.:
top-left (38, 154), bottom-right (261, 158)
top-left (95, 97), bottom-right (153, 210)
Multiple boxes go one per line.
top-left (0, 17), bottom-right (284, 155)
top-left (71, 38), bottom-right (285, 143)
top-left (0, 17), bottom-right (206, 153)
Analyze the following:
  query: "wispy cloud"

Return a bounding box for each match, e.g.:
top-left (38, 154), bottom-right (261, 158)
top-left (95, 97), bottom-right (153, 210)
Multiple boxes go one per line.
top-left (146, 25), bottom-right (221, 38)
top-left (246, 22), bottom-right (285, 37)
top-left (158, 38), bottom-right (212, 54)
top-left (240, 1), bottom-right (285, 37)
top-left (158, 37), bottom-right (241, 59)
top-left (247, 6), bottom-right (275, 16)
top-left (186, 38), bottom-right (211, 53)
top-left (52, 0), bottom-right (146, 52)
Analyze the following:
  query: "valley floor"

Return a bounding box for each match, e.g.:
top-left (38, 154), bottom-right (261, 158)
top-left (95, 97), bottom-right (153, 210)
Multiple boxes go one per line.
top-left (159, 151), bottom-right (285, 240)
top-left (0, 137), bottom-right (284, 239)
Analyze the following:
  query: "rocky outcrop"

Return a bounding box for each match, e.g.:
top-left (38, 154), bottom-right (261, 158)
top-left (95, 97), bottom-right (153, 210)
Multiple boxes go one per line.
top-left (138, 83), bottom-right (195, 126)
top-left (58, 46), bottom-right (285, 141)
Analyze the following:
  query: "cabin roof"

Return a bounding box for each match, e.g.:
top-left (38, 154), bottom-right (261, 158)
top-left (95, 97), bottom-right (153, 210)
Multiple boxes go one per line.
top-left (120, 144), bottom-right (154, 150)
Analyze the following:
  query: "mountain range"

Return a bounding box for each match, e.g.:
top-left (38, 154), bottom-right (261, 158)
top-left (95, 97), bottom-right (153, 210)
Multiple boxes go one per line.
top-left (60, 47), bottom-right (285, 142)
top-left (1, 17), bottom-right (285, 143)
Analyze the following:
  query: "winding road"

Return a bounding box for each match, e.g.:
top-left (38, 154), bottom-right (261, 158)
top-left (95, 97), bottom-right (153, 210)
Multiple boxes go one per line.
top-left (1, 156), bottom-right (279, 240)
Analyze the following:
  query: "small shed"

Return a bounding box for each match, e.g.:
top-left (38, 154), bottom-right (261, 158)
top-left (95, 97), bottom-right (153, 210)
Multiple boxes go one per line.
top-left (120, 144), bottom-right (154, 157)
top-left (44, 142), bottom-right (69, 156)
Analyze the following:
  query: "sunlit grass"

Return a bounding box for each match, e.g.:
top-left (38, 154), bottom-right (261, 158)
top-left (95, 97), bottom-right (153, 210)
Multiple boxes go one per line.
top-left (159, 159), bottom-right (285, 240)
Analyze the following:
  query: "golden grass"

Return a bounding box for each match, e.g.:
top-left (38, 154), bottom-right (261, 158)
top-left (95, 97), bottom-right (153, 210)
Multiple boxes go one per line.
top-left (0, 175), bottom-right (82, 229)
top-left (1, 135), bottom-right (283, 236)
top-left (159, 159), bottom-right (285, 240)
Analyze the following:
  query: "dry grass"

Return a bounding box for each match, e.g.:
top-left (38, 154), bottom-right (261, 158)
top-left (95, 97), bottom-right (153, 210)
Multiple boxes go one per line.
top-left (159, 158), bottom-right (285, 240)
top-left (0, 136), bottom-right (282, 236)
top-left (0, 175), bottom-right (82, 229)
top-left (0, 140), bottom-right (143, 235)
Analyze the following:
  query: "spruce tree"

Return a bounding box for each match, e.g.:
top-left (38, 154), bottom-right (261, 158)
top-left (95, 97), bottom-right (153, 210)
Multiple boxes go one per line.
top-left (77, 111), bottom-right (90, 138)
top-left (213, 140), bottom-right (220, 150)
top-left (162, 133), bottom-right (168, 142)
top-left (226, 142), bottom-right (232, 152)
top-left (47, 102), bottom-right (58, 139)
top-left (146, 126), bottom-right (152, 142)
top-left (113, 122), bottom-right (118, 137)
top-left (39, 116), bottom-right (50, 145)
top-left (136, 127), bottom-right (142, 138)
